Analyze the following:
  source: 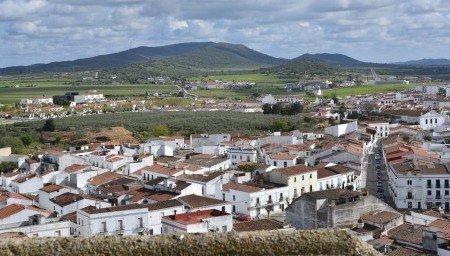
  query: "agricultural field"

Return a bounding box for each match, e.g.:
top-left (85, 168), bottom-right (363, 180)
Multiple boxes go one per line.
top-left (0, 81), bottom-right (178, 105)
top-left (320, 83), bottom-right (415, 99)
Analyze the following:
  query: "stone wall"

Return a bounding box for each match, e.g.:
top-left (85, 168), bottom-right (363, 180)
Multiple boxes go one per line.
top-left (0, 230), bottom-right (380, 256)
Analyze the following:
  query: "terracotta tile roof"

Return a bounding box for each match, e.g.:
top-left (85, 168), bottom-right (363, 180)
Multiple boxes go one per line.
top-left (1, 170), bottom-right (21, 178)
top-left (387, 223), bottom-right (423, 245)
top-left (273, 165), bottom-right (314, 176)
top-left (422, 209), bottom-right (444, 219)
top-left (233, 219), bottom-right (285, 232)
top-left (0, 204), bottom-right (51, 219)
top-left (386, 247), bottom-right (426, 256)
top-left (372, 236), bottom-right (394, 246)
top-left (147, 199), bottom-right (183, 211)
top-left (177, 194), bottom-right (229, 209)
top-left (106, 156), bottom-right (125, 163)
top-left (63, 205), bottom-right (96, 222)
top-left (88, 171), bottom-right (122, 186)
top-left (0, 232), bottom-right (27, 238)
top-left (51, 192), bottom-right (96, 207)
top-left (0, 191), bottom-right (32, 202)
top-left (362, 210), bottom-right (402, 225)
top-left (267, 152), bottom-right (297, 160)
top-left (163, 209), bottom-right (229, 225)
top-left (179, 172), bottom-right (223, 183)
top-left (126, 188), bottom-right (179, 203)
top-left (222, 182), bottom-right (272, 193)
top-left (12, 173), bottom-right (39, 184)
top-left (391, 160), bottom-right (450, 175)
top-left (82, 204), bottom-right (148, 214)
top-left (64, 164), bottom-right (89, 173)
top-left (429, 219), bottom-right (450, 230)
top-left (139, 165), bottom-right (183, 177)
top-left (39, 184), bottom-right (69, 193)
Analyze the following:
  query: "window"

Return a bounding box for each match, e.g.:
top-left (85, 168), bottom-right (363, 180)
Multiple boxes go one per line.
top-left (310, 185), bottom-right (313, 192)
top-left (274, 161), bottom-right (277, 166)
top-left (425, 119), bottom-right (428, 124)
top-left (310, 174), bottom-right (312, 179)
top-left (445, 180), bottom-right (449, 188)
top-left (407, 192), bottom-right (413, 199)
top-left (222, 225), bottom-right (228, 232)
top-left (233, 195), bottom-right (236, 201)
top-left (55, 231), bottom-right (61, 237)
top-left (138, 217), bottom-right (143, 228)
top-left (437, 180), bottom-right (441, 188)
top-left (232, 205), bottom-right (236, 212)
top-left (280, 193), bottom-right (283, 201)
top-left (446, 190), bottom-right (449, 196)
top-left (427, 179), bottom-right (432, 188)
top-left (268, 195), bottom-right (272, 201)
top-left (101, 222), bottom-right (107, 233)
top-left (407, 180), bottom-right (412, 185)
top-left (302, 175), bottom-right (304, 180)
top-left (256, 197), bottom-right (260, 204)
top-left (284, 162), bottom-right (287, 167)
top-left (118, 220), bottom-right (124, 230)
top-left (294, 177), bottom-right (297, 182)
top-left (436, 118), bottom-right (438, 123)
top-left (222, 193), bottom-right (225, 201)
top-left (407, 202), bottom-right (412, 208)
top-left (149, 229), bottom-right (153, 235)
top-left (247, 156), bottom-right (250, 161)
top-left (222, 206), bottom-right (226, 212)
top-left (428, 190), bottom-right (432, 196)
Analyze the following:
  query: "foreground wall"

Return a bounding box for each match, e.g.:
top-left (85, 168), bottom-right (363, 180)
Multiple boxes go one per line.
top-left (0, 230), bottom-right (380, 256)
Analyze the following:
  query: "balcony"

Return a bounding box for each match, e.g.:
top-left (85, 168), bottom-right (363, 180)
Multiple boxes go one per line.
top-left (427, 185), bottom-right (433, 188)
top-left (436, 195), bottom-right (442, 200)
top-left (407, 195), bottom-right (413, 199)
top-left (445, 184), bottom-right (450, 188)
top-left (445, 195), bottom-right (450, 199)
top-left (426, 195), bottom-right (434, 199)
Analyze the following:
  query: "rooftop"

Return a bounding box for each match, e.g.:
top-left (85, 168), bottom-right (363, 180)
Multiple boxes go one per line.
top-left (272, 165), bottom-right (314, 177)
top-left (0, 204), bottom-right (51, 219)
top-left (387, 223), bottom-right (423, 245)
top-left (222, 182), bottom-right (274, 193)
top-left (163, 209), bottom-right (229, 225)
top-left (64, 164), bottom-right (89, 173)
top-left (267, 152), bottom-right (297, 160)
top-left (362, 210), bottom-right (402, 225)
top-left (177, 194), bottom-right (229, 209)
top-left (87, 171), bottom-right (122, 186)
top-left (391, 160), bottom-right (450, 176)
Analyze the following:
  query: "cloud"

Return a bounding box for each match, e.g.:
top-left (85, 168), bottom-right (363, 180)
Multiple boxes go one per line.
top-left (0, 0), bottom-right (450, 67)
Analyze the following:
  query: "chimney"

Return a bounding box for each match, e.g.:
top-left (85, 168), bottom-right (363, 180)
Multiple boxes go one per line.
top-left (357, 218), bottom-right (364, 229)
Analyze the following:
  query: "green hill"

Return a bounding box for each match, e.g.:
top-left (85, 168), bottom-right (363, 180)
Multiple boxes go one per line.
top-left (261, 60), bottom-right (341, 79)
top-left (294, 53), bottom-right (364, 67)
top-left (113, 43), bottom-right (287, 79)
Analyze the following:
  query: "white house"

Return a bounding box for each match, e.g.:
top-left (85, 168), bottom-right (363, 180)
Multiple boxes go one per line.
top-left (216, 182), bottom-right (288, 218)
top-left (0, 216), bottom-right (72, 238)
top-left (38, 184), bottom-right (79, 212)
top-left (266, 152), bottom-right (298, 168)
top-left (316, 163), bottom-right (358, 191)
top-left (387, 159), bottom-right (450, 211)
top-left (419, 111), bottom-right (448, 131)
top-left (0, 190), bottom-right (34, 208)
top-left (162, 209), bottom-right (232, 234)
top-left (366, 121), bottom-right (390, 138)
top-left (0, 204), bottom-right (52, 227)
top-left (265, 165), bottom-right (317, 201)
top-left (227, 147), bottom-right (257, 167)
top-left (49, 192), bottom-right (111, 215)
top-left (9, 173), bottom-right (43, 194)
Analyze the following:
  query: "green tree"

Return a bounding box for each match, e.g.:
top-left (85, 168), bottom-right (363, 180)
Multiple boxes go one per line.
top-left (265, 199), bottom-right (274, 219)
top-left (271, 120), bottom-right (289, 132)
top-left (237, 163), bottom-right (258, 173)
top-left (0, 137), bottom-right (24, 153)
top-left (43, 119), bottom-right (56, 132)
top-left (262, 104), bottom-right (272, 114)
top-left (151, 124), bottom-right (170, 137)
top-left (20, 135), bottom-right (33, 147)
top-left (0, 162), bottom-right (18, 173)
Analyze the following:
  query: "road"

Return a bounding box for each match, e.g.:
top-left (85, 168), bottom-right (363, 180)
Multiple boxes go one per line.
top-left (365, 140), bottom-right (395, 208)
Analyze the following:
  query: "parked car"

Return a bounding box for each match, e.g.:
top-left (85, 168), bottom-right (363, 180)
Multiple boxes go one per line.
top-left (236, 214), bottom-right (251, 222)
top-left (375, 155), bottom-right (381, 160)
top-left (377, 181), bottom-right (383, 187)
top-left (377, 187), bottom-right (384, 193)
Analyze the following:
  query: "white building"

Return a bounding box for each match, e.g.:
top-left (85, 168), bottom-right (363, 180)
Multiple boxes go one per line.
top-left (77, 204), bottom-right (149, 236)
top-left (162, 209), bottom-right (232, 234)
top-left (216, 182), bottom-right (288, 218)
top-left (9, 173), bottom-right (43, 194)
top-left (265, 165), bottom-right (317, 201)
top-left (20, 97), bottom-right (53, 105)
top-left (38, 184), bottom-right (79, 211)
top-left (266, 152), bottom-right (298, 168)
top-left (419, 111), bottom-right (448, 131)
top-left (316, 163), bottom-right (358, 191)
top-left (324, 121), bottom-right (358, 138)
top-left (227, 147), bottom-right (257, 167)
top-left (0, 204), bottom-right (52, 227)
top-left (49, 192), bottom-right (111, 215)
top-left (387, 160), bottom-right (450, 211)
top-left (366, 121), bottom-right (390, 138)
top-left (0, 191), bottom-right (34, 208)
top-left (0, 215), bottom-right (72, 237)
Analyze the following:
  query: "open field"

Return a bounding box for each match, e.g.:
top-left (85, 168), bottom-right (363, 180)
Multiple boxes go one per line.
top-left (188, 73), bottom-right (282, 82)
top-left (320, 83), bottom-right (415, 98)
top-left (0, 83), bottom-right (178, 105)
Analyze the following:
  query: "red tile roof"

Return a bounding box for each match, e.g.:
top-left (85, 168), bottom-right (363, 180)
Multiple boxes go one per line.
top-left (88, 171), bottom-right (122, 186)
top-left (163, 209), bottom-right (229, 225)
top-left (267, 152), bottom-right (297, 160)
top-left (0, 204), bottom-right (51, 219)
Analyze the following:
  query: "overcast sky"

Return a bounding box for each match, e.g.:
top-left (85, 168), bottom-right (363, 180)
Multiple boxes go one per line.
top-left (1, 0), bottom-right (449, 68)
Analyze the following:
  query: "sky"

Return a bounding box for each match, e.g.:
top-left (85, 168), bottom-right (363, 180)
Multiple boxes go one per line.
top-left (1, 0), bottom-right (450, 68)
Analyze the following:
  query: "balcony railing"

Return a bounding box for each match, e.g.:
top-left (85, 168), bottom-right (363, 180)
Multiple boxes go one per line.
top-left (445, 195), bottom-right (450, 199)
top-left (426, 195), bottom-right (434, 199)
top-left (436, 195), bottom-right (442, 199)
